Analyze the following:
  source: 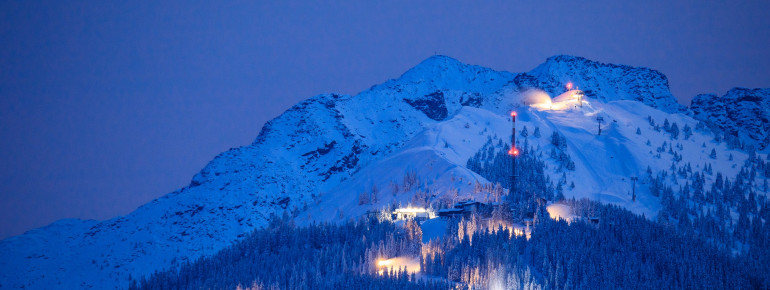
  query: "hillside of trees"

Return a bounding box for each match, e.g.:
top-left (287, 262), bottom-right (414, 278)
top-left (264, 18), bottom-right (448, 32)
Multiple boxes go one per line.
top-left (132, 198), bottom-right (765, 289)
top-left (133, 123), bottom-right (770, 289)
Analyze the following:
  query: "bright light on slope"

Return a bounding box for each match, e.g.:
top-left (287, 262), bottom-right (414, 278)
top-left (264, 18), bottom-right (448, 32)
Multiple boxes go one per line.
top-left (522, 88), bottom-right (587, 111)
top-left (522, 89), bottom-right (553, 110)
top-left (393, 207), bottom-right (426, 213)
top-left (546, 203), bottom-right (576, 222)
top-left (376, 256), bottom-right (421, 275)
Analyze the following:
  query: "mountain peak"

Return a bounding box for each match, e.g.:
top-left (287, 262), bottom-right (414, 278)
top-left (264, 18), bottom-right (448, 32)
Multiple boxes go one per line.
top-left (383, 55), bottom-right (516, 97)
top-left (418, 54), bottom-right (464, 67)
top-left (544, 54), bottom-right (591, 64)
top-left (541, 54), bottom-right (639, 71)
top-left (528, 55), bottom-right (686, 113)
top-left (398, 55), bottom-right (474, 81)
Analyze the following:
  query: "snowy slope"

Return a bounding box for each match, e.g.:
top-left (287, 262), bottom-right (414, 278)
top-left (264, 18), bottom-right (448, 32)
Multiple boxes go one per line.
top-left (0, 55), bottom-right (763, 289)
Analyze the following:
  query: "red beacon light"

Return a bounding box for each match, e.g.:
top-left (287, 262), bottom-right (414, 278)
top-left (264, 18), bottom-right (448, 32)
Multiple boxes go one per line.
top-left (508, 147), bottom-right (519, 156)
top-left (510, 111), bottom-right (517, 117)
top-left (566, 82), bottom-right (573, 91)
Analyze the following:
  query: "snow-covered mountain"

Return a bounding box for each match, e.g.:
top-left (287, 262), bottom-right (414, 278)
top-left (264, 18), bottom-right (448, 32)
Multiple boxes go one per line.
top-left (691, 87), bottom-right (770, 149)
top-left (0, 55), bottom-right (765, 289)
top-left (526, 55), bottom-right (687, 114)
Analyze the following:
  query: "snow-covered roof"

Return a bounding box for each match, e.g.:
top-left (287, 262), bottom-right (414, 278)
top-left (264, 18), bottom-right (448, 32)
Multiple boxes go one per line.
top-left (438, 208), bottom-right (463, 213)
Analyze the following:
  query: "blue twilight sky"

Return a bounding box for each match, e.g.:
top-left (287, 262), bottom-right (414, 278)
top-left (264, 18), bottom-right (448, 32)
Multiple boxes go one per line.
top-left (1, 1), bottom-right (769, 239)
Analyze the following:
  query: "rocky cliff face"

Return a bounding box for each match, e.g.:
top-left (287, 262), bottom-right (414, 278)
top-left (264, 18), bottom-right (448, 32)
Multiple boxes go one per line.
top-left (691, 88), bottom-right (770, 149)
top-left (527, 55), bottom-right (686, 113)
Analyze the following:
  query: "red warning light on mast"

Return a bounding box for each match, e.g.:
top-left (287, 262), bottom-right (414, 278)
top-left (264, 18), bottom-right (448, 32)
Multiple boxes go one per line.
top-left (508, 147), bottom-right (519, 156)
top-left (566, 82), bottom-right (573, 90)
top-left (510, 111), bottom-right (517, 117)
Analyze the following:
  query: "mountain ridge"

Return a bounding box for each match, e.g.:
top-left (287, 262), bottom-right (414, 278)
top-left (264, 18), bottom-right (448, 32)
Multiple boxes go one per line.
top-left (0, 54), bottom-right (765, 289)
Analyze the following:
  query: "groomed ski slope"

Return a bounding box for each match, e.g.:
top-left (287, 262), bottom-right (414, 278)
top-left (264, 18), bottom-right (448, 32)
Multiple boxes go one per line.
top-left (307, 94), bottom-right (753, 226)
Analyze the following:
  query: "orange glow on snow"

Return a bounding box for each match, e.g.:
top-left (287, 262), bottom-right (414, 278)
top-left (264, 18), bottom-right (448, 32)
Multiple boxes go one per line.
top-left (547, 203), bottom-right (576, 222)
top-left (526, 89), bottom-right (587, 111)
top-left (377, 257), bottom-right (421, 275)
top-left (522, 89), bottom-right (554, 110)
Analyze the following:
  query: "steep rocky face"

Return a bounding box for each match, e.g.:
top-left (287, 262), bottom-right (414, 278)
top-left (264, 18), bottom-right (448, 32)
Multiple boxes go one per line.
top-left (526, 55), bottom-right (686, 113)
top-left (404, 91), bottom-right (449, 121)
top-left (691, 88), bottom-right (770, 149)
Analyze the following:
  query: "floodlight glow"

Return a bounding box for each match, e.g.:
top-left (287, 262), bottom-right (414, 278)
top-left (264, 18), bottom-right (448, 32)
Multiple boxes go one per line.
top-left (528, 89), bottom-right (589, 111)
top-left (376, 257), bottom-right (421, 275)
top-left (394, 207), bottom-right (426, 213)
